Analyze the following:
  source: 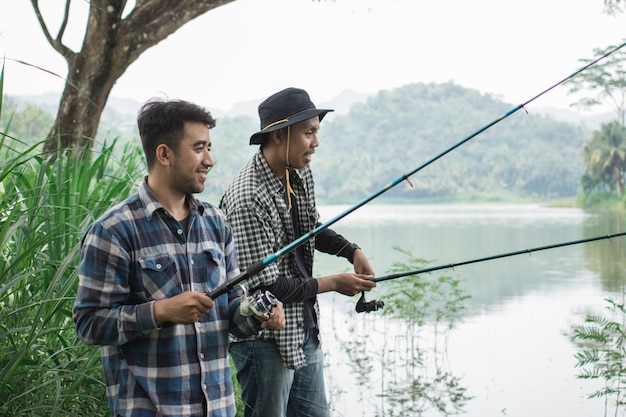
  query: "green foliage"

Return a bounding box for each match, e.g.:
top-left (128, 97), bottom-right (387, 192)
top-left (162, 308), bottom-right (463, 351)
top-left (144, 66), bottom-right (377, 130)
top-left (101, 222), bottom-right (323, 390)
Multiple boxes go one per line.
top-left (604, 0), bottom-right (625, 15)
top-left (567, 42), bottom-right (626, 126)
top-left (229, 355), bottom-right (244, 416)
top-left (382, 246), bottom-right (470, 329)
top-left (363, 248), bottom-right (471, 416)
top-left (578, 190), bottom-right (622, 208)
top-left (202, 115), bottom-right (258, 204)
top-left (0, 98), bottom-right (54, 144)
top-left (572, 298), bottom-right (626, 413)
top-left (314, 82), bottom-right (588, 203)
top-left (326, 248), bottom-right (471, 417)
top-left (0, 127), bottom-right (145, 415)
top-left (580, 121), bottom-right (626, 200)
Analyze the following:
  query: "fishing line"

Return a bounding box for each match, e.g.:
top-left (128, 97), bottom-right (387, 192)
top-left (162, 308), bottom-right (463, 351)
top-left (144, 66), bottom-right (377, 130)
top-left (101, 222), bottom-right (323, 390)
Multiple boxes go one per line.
top-left (209, 40), bottom-right (626, 300)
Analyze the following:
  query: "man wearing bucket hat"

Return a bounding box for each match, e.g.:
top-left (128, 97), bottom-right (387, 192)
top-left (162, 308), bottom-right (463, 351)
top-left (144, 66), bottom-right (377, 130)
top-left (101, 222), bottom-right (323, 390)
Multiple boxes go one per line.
top-left (220, 87), bottom-right (376, 416)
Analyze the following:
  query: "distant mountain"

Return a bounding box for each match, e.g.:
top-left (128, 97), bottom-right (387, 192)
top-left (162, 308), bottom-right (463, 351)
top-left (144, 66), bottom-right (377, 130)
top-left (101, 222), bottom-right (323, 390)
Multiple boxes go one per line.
top-left (318, 89), bottom-right (374, 115)
top-left (222, 99), bottom-right (258, 119)
top-left (535, 106), bottom-right (613, 130)
top-left (218, 89), bottom-right (374, 119)
top-left (9, 88), bottom-right (373, 124)
top-left (9, 92), bottom-right (61, 115)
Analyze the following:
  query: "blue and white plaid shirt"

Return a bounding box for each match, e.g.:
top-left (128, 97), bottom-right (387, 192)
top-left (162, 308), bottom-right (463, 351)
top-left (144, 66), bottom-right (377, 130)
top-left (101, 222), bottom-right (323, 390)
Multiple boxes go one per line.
top-left (74, 178), bottom-right (261, 417)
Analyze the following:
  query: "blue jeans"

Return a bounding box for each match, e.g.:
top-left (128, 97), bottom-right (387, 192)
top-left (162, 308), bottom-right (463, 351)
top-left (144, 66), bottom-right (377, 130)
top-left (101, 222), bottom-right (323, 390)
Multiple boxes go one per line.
top-left (229, 328), bottom-right (330, 417)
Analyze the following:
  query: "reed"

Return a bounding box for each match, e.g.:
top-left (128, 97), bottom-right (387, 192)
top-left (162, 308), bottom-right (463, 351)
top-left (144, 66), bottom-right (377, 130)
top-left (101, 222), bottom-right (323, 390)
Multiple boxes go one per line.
top-left (0, 64), bottom-right (145, 414)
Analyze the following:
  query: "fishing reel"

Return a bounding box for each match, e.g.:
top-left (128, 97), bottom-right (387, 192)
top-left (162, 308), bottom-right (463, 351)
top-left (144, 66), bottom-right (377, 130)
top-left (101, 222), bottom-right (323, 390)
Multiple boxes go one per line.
top-left (240, 285), bottom-right (278, 320)
top-left (355, 291), bottom-right (384, 313)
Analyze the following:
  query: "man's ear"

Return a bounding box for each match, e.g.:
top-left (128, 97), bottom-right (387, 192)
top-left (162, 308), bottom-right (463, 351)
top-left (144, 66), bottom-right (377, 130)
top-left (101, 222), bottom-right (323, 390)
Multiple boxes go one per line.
top-left (155, 144), bottom-right (172, 166)
top-left (275, 126), bottom-right (292, 143)
top-left (271, 130), bottom-right (282, 145)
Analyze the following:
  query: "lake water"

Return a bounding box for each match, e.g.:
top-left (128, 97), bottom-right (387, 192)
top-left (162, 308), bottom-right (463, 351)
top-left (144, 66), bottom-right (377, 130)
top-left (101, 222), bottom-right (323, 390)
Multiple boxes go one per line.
top-left (312, 204), bottom-right (626, 417)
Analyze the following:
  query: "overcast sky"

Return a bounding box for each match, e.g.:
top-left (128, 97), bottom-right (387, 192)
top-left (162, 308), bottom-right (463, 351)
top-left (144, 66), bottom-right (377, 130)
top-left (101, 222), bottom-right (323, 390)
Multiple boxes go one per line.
top-left (1, 0), bottom-right (624, 114)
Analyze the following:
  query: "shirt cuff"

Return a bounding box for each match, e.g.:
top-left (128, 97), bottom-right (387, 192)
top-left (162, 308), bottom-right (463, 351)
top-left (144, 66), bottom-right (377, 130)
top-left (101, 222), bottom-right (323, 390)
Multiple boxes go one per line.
top-left (342, 243), bottom-right (360, 264)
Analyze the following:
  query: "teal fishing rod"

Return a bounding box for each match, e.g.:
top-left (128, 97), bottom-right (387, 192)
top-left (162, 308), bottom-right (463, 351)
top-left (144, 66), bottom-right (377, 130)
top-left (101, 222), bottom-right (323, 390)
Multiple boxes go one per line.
top-left (209, 40), bottom-right (626, 300)
top-left (354, 232), bottom-right (626, 313)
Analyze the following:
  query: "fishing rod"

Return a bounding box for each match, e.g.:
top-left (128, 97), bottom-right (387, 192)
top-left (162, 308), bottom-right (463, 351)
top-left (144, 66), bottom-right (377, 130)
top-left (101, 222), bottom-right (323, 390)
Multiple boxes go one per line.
top-left (353, 232), bottom-right (626, 313)
top-left (209, 40), bottom-right (626, 301)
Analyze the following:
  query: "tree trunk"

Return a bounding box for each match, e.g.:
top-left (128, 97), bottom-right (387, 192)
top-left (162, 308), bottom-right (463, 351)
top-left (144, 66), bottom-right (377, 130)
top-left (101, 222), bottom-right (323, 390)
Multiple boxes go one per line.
top-left (39, 0), bottom-right (236, 159)
top-left (44, 56), bottom-right (111, 159)
top-left (612, 164), bottom-right (624, 196)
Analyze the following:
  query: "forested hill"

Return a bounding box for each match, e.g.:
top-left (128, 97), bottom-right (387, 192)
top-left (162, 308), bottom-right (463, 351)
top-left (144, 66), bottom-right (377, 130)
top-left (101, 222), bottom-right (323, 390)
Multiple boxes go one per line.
top-left (208, 82), bottom-right (589, 205)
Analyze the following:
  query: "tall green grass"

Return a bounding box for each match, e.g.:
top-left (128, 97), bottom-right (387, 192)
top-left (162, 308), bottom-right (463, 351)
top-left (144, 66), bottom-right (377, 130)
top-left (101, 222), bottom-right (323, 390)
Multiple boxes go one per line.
top-left (0, 64), bottom-right (145, 414)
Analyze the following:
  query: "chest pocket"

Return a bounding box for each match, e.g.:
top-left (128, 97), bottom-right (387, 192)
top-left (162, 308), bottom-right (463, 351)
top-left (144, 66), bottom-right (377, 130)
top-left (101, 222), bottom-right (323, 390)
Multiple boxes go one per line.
top-left (202, 248), bottom-right (224, 292)
top-left (265, 197), bottom-right (290, 251)
top-left (139, 254), bottom-right (180, 300)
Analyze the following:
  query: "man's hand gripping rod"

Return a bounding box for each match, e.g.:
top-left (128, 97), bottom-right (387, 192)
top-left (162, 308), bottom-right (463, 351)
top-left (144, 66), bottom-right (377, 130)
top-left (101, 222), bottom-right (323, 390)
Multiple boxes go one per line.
top-left (207, 261), bottom-right (277, 318)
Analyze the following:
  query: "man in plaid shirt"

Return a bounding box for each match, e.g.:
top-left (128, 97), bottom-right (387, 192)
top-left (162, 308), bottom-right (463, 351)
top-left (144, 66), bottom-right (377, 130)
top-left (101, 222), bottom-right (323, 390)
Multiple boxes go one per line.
top-left (220, 88), bottom-right (376, 417)
top-left (73, 98), bottom-right (285, 417)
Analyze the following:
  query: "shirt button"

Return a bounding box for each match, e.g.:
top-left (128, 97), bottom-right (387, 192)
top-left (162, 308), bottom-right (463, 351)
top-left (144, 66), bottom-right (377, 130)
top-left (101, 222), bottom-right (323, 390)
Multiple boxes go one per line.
top-left (156, 263), bottom-right (161, 270)
top-left (177, 229), bottom-right (183, 235)
top-left (191, 259), bottom-right (195, 265)
top-left (200, 352), bottom-right (205, 359)
top-left (203, 384), bottom-right (207, 390)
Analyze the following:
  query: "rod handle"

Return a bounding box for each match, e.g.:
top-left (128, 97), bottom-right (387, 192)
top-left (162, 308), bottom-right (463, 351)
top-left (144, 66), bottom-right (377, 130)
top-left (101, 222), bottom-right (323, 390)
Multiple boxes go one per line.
top-left (207, 260), bottom-right (266, 299)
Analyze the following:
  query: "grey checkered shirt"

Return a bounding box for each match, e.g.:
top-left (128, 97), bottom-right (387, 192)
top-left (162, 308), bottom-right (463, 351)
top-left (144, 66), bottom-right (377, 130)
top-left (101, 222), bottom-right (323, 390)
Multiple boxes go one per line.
top-left (220, 150), bottom-right (348, 369)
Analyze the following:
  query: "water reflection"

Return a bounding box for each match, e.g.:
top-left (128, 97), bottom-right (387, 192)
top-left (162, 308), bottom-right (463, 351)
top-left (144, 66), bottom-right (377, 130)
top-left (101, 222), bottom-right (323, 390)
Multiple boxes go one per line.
top-left (314, 204), bottom-right (626, 417)
top-left (582, 209), bottom-right (626, 293)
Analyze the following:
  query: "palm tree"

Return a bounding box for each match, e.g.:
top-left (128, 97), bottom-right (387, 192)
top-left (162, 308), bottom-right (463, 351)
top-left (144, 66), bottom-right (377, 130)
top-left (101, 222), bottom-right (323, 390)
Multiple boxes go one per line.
top-left (581, 121), bottom-right (626, 196)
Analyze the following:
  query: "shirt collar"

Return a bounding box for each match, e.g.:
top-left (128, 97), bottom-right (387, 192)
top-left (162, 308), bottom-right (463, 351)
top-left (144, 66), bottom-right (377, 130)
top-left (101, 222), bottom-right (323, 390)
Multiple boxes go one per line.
top-left (254, 150), bottom-right (305, 193)
top-left (138, 176), bottom-right (203, 219)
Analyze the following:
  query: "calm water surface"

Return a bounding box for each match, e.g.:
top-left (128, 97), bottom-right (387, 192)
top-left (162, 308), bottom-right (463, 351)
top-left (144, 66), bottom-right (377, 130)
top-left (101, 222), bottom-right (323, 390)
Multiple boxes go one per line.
top-left (313, 204), bottom-right (626, 417)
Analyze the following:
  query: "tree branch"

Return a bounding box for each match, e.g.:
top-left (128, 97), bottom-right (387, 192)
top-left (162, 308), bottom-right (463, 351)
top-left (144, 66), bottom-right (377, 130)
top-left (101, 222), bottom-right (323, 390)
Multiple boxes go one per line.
top-left (30, 0), bottom-right (74, 59)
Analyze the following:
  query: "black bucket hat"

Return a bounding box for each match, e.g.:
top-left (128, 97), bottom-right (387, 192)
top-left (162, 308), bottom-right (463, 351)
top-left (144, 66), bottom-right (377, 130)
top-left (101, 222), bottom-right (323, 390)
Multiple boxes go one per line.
top-left (249, 87), bottom-right (334, 145)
